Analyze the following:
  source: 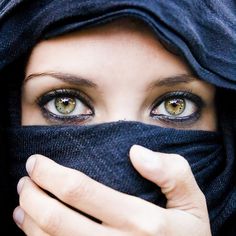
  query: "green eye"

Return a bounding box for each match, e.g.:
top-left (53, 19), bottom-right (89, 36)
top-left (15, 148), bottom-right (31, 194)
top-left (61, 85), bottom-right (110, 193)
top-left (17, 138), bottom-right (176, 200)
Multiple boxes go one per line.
top-left (38, 89), bottom-right (94, 124)
top-left (164, 98), bottom-right (185, 116)
top-left (150, 91), bottom-right (204, 125)
top-left (55, 97), bottom-right (76, 114)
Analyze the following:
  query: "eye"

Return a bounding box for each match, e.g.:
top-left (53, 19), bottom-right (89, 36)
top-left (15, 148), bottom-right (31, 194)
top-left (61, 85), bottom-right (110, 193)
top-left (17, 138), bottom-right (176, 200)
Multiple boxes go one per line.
top-left (164, 98), bottom-right (185, 116)
top-left (54, 97), bottom-right (76, 114)
top-left (150, 91), bottom-right (204, 124)
top-left (37, 89), bottom-right (94, 123)
top-left (45, 96), bottom-right (92, 116)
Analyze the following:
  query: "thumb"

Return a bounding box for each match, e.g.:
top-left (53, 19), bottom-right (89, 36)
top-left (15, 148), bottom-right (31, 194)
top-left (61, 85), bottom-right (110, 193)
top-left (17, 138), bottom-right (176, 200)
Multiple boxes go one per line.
top-left (129, 145), bottom-right (207, 216)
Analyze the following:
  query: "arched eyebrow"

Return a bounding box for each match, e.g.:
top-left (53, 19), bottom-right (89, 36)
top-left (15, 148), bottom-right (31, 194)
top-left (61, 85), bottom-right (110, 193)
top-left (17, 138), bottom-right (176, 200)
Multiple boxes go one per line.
top-left (148, 74), bottom-right (197, 89)
top-left (24, 72), bottom-right (97, 88)
top-left (25, 72), bottom-right (196, 89)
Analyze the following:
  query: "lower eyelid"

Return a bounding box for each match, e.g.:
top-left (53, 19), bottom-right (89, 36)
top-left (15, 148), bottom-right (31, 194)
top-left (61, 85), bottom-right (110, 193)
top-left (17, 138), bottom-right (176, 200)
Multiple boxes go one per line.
top-left (38, 95), bottom-right (94, 124)
top-left (41, 107), bottom-right (94, 124)
top-left (151, 111), bottom-right (201, 127)
top-left (150, 96), bottom-right (202, 126)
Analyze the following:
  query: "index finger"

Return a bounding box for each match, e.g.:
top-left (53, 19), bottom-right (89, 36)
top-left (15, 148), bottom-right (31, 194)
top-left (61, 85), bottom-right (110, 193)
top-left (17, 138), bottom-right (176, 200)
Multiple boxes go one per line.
top-left (25, 154), bottom-right (163, 228)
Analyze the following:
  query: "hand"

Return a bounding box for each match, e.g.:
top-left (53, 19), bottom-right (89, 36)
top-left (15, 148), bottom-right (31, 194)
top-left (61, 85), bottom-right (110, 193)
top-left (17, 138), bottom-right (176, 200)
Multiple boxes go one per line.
top-left (13, 145), bottom-right (211, 236)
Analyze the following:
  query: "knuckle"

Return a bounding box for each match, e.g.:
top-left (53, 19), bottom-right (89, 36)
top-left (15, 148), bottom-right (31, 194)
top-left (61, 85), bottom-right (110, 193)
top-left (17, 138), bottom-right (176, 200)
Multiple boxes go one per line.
top-left (161, 154), bottom-right (193, 191)
top-left (60, 172), bottom-right (91, 203)
top-left (39, 205), bottom-right (61, 234)
top-left (170, 154), bottom-right (191, 177)
top-left (134, 219), bottom-right (168, 236)
top-left (127, 212), bottom-right (168, 236)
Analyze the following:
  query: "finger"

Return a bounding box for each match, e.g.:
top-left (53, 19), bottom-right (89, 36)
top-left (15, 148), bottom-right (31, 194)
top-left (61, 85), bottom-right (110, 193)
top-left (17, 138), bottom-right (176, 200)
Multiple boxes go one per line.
top-left (24, 154), bottom-right (164, 229)
top-left (13, 206), bottom-right (50, 236)
top-left (130, 145), bottom-right (208, 216)
top-left (18, 176), bottom-right (120, 236)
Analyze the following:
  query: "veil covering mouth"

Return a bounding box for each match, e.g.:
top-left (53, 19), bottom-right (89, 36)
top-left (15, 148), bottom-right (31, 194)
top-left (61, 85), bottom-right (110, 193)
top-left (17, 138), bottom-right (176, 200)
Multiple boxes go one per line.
top-left (0, 1), bottom-right (236, 235)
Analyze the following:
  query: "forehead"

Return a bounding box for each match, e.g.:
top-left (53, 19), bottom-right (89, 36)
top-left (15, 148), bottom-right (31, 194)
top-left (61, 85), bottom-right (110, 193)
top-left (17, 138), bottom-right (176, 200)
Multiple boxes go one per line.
top-left (25, 17), bottom-right (192, 88)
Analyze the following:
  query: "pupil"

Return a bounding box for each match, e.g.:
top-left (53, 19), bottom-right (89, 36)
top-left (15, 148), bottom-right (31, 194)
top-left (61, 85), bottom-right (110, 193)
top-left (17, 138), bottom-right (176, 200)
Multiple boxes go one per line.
top-left (55, 97), bottom-right (76, 114)
top-left (171, 102), bottom-right (178, 107)
top-left (62, 99), bottom-right (69, 106)
top-left (165, 98), bottom-right (185, 115)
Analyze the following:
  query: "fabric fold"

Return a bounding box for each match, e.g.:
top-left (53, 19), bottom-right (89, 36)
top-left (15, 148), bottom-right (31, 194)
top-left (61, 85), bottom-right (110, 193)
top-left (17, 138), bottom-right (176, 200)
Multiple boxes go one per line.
top-left (0, 0), bottom-right (236, 89)
top-left (6, 121), bottom-right (232, 234)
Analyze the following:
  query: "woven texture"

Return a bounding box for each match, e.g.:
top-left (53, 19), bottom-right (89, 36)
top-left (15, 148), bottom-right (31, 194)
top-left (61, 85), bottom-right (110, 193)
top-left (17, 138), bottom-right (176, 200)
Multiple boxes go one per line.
top-left (7, 121), bottom-right (233, 235)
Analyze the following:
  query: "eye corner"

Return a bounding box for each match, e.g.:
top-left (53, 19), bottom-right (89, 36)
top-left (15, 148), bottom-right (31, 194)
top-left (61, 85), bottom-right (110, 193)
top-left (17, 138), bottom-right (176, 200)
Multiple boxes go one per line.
top-left (149, 90), bottom-right (204, 127)
top-left (36, 88), bottom-right (94, 124)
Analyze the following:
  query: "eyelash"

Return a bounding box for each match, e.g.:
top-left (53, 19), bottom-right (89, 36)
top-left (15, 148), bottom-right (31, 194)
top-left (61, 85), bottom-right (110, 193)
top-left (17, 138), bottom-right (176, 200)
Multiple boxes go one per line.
top-left (37, 89), bottom-right (94, 124)
top-left (150, 90), bottom-right (205, 125)
top-left (37, 89), bottom-right (205, 126)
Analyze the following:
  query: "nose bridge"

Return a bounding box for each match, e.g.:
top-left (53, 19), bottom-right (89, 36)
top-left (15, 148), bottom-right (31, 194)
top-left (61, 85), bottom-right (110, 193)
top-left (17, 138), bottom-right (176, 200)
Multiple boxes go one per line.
top-left (97, 70), bottom-right (145, 122)
top-left (103, 96), bottom-right (141, 122)
top-left (105, 110), bottom-right (137, 122)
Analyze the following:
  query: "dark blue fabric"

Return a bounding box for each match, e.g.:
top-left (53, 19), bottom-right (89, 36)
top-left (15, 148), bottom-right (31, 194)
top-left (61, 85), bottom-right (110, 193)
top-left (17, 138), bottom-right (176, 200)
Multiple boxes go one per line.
top-left (7, 121), bottom-right (231, 235)
top-left (1, 1), bottom-right (236, 235)
top-left (0, 0), bottom-right (236, 89)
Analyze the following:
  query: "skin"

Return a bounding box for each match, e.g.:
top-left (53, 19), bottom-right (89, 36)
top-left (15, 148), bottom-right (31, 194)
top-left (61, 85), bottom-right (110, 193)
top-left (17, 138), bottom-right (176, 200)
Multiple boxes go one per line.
top-left (14, 19), bottom-right (215, 235)
top-left (22, 19), bottom-right (216, 130)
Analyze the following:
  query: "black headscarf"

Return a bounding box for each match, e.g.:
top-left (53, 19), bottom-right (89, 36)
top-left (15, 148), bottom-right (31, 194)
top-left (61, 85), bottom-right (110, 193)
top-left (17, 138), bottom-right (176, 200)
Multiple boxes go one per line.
top-left (0, 1), bottom-right (236, 235)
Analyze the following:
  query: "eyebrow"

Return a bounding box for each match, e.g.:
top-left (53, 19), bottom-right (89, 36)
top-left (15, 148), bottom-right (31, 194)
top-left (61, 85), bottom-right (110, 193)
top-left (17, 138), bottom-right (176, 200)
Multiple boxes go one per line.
top-left (25, 72), bottom-right (196, 89)
top-left (148, 74), bottom-right (197, 89)
top-left (24, 72), bottom-right (97, 88)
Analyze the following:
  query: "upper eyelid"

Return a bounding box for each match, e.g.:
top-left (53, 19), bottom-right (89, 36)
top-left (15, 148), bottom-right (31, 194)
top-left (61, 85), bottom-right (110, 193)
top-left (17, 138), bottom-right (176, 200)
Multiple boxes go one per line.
top-left (149, 90), bottom-right (205, 126)
top-left (37, 88), bottom-right (203, 120)
top-left (37, 88), bottom-right (94, 111)
top-left (38, 90), bottom-right (95, 123)
top-left (150, 90), bottom-right (204, 110)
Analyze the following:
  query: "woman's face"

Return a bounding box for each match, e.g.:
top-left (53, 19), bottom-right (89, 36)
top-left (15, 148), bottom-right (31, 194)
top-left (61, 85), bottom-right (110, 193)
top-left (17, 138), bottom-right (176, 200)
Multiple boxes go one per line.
top-left (22, 19), bottom-right (216, 130)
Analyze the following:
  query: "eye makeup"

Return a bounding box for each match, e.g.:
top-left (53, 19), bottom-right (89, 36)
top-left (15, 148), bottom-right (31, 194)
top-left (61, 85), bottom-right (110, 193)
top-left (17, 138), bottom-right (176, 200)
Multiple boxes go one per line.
top-left (150, 90), bottom-right (205, 126)
top-left (36, 89), bottom-right (94, 124)
top-left (35, 87), bottom-right (206, 128)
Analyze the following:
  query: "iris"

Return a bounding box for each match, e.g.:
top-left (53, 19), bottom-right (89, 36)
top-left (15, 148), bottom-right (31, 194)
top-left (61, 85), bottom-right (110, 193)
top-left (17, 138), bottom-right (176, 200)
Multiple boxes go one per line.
top-left (55, 97), bottom-right (76, 114)
top-left (165, 98), bottom-right (185, 116)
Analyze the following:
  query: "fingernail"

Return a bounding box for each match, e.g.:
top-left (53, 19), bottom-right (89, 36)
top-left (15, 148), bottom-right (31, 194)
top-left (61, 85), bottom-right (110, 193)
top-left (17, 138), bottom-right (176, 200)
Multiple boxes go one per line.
top-left (17, 178), bottom-right (25, 194)
top-left (26, 155), bottom-right (37, 175)
top-left (13, 207), bottom-right (24, 226)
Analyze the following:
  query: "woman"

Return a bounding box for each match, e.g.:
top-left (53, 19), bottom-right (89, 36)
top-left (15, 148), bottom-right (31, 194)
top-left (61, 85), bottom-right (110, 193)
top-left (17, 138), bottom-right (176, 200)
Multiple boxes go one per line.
top-left (0, 0), bottom-right (236, 235)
